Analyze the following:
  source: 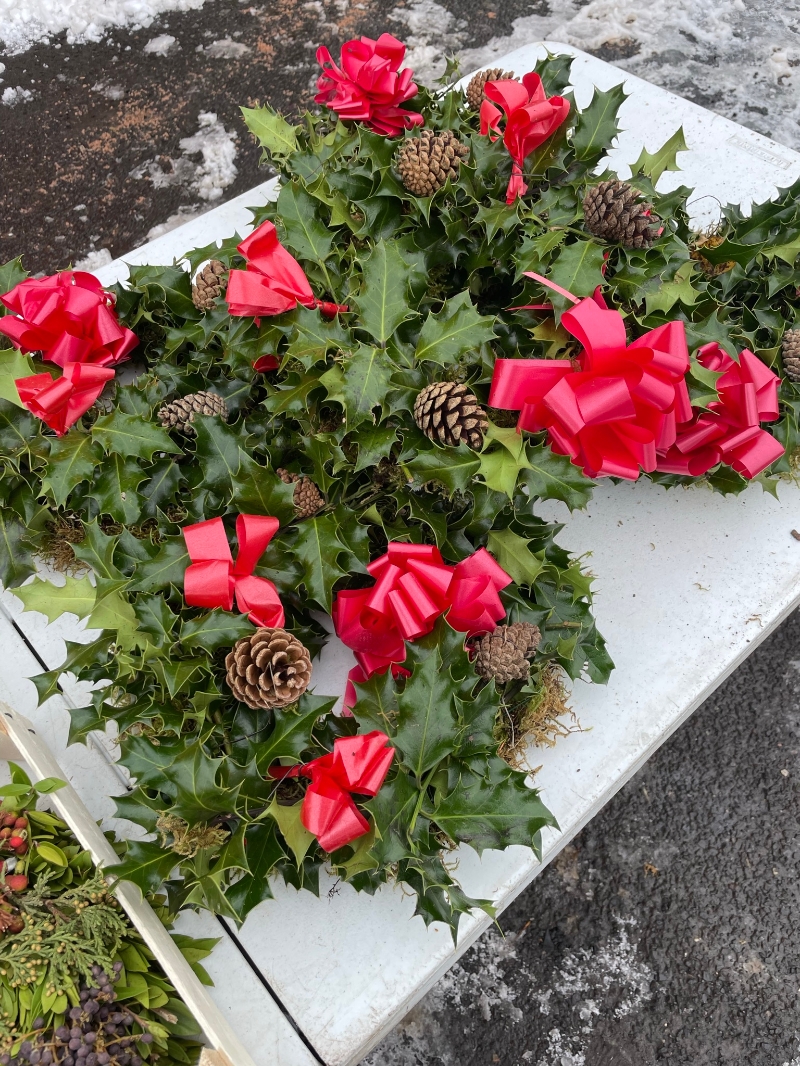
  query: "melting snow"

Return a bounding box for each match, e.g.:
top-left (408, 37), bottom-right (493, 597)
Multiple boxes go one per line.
top-left (129, 111), bottom-right (238, 202)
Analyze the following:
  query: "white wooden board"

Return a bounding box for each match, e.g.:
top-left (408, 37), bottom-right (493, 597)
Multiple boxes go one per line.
top-left (3, 39), bottom-right (800, 1066)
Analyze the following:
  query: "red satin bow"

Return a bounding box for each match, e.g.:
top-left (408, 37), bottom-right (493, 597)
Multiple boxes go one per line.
top-left (489, 274), bottom-right (693, 480)
top-left (480, 73), bottom-right (570, 204)
top-left (270, 732), bottom-right (395, 852)
top-left (16, 364), bottom-right (115, 436)
top-left (657, 342), bottom-right (782, 478)
top-left (225, 221), bottom-right (347, 323)
top-left (182, 514), bottom-right (285, 627)
top-left (332, 543), bottom-right (511, 709)
top-left (0, 271), bottom-right (137, 369)
top-left (315, 33), bottom-right (424, 138)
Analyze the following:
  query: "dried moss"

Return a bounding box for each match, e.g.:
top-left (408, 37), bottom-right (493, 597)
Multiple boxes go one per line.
top-left (497, 662), bottom-right (585, 771)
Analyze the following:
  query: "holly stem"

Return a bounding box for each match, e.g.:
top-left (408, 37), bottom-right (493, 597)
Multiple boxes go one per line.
top-left (408, 765), bottom-right (438, 837)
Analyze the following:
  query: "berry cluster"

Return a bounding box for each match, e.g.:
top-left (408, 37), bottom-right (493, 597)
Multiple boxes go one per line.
top-left (1, 965), bottom-right (155, 1066)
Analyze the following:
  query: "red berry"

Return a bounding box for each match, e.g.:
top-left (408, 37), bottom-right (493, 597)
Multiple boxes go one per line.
top-left (13, 818), bottom-right (27, 830)
top-left (8, 837), bottom-right (24, 849)
top-left (13, 843), bottom-right (27, 856)
top-left (0, 829), bottom-right (12, 841)
top-left (5, 875), bottom-right (27, 892)
top-left (2, 814), bottom-right (16, 828)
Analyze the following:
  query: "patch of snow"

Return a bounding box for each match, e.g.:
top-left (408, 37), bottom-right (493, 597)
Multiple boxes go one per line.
top-left (143, 204), bottom-right (205, 241)
top-left (389, 0), bottom-right (467, 84)
top-left (91, 81), bottom-right (125, 100)
top-left (130, 111), bottom-right (238, 203)
top-left (2, 86), bottom-right (34, 105)
top-left (143, 33), bottom-right (177, 55)
top-left (74, 248), bottom-right (113, 271)
top-left (202, 37), bottom-right (251, 58)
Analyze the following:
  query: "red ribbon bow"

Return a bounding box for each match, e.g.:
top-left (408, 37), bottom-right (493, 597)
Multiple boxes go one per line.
top-left (657, 342), bottom-right (782, 478)
top-left (270, 732), bottom-right (395, 852)
top-left (16, 364), bottom-right (115, 436)
top-left (480, 73), bottom-right (570, 204)
top-left (332, 543), bottom-right (511, 709)
top-left (0, 271), bottom-right (137, 369)
top-left (489, 274), bottom-right (693, 480)
top-left (225, 221), bottom-right (347, 329)
top-left (182, 514), bottom-right (285, 627)
top-left (315, 33), bottom-right (424, 138)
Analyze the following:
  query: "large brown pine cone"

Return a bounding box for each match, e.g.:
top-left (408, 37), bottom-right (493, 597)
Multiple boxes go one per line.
top-left (276, 468), bottom-right (325, 519)
top-left (782, 328), bottom-right (800, 383)
top-left (396, 130), bottom-right (470, 197)
top-left (583, 180), bottom-right (662, 249)
top-left (157, 391), bottom-right (229, 434)
top-left (192, 260), bottom-right (227, 310)
top-left (225, 628), bottom-right (312, 710)
top-left (413, 381), bottom-right (488, 450)
top-left (465, 68), bottom-right (518, 110)
top-left (473, 622), bottom-right (542, 683)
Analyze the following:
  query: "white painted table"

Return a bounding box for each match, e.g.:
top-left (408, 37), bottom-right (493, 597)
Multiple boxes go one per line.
top-left (2, 41), bottom-right (800, 1066)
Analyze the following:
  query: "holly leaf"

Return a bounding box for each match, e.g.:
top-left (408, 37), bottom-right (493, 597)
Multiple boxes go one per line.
top-left (0, 400), bottom-right (41, 463)
top-left (106, 841), bottom-right (179, 897)
top-left (180, 611), bottom-right (253, 653)
top-left (91, 453), bottom-right (146, 525)
top-left (353, 423), bottom-right (398, 472)
top-left (15, 575), bottom-right (96, 622)
top-left (393, 651), bottom-right (458, 780)
top-left (161, 742), bottom-right (240, 824)
top-left (487, 527), bottom-right (548, 586)
top-left (0, 257), bottom-right (27, 309)
top-left (89, 578), bottom-right (139, 648)
top-left (290, 515), bottom-right (349, 611)
top-left (285, 307), bottom-right (353, 370)
top-left (548, 241), bottom-right (606, 301)
top-left (414, 291), bottom-right (496, 366)
top-left (71, 521), bottom-right (122, 580)
top-left (277, 183), bottom-right (334, 266)
top-left (131, 538), bottom-right (189, 593)
top-left (139, 459), bottom-right (183, 519)
top-left (520, 442), bottom-right (594, 510)
top-left (354, 240), bottom-right (415, 344)
top-left (0, 348), bottom-right (35, 407)
top-left (365, 772), bottom-right (420, 866)
top-left (431, 775), bottom-right (556, 854)
top-left (572, 83), bottom-right (628, 162)
top-left (191, 417), bottom-right (241, 500)
top-left (232, 452), bottom-right (297, 525)
top-left (322, 345), bottom-right (395, 426)
top-left (241, 105), bottom-right (298, 158)
top-left (644, 261), bottom-right (698, 316)
top-left (683, 311), bottom-right (738, 357)
top-left (407, 445), bottom-right (481, 496)
top-left (630, 126), bottom-right (687, 183)
top-left (91, 410), bottom-right (179, 461)
top-left (134, 595), bottom-right (178, 650)
top-left (224, 821), bottom-right (284, 924)
top-left (479, 427), bottom-right (532, 498)
top-left (37, 434), bottom-right (94, 507)
top-left (0, 508), bottom-right (34, 589)
top-left (267, 799), bottom-right (316, 866)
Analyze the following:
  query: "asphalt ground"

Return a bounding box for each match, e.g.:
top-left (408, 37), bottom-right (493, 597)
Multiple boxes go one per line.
top-left (2, 3), bottom-right (800, 1063)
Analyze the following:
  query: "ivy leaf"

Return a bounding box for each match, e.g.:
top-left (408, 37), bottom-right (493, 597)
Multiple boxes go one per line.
top-left (15, 575), bottom-right (95, 622)
top-left (131, 537), bottom-right (189, 593)
top-left (290, 515), bottom-right (349, 611)
top-left (191, 417), bottom-right (241, 500)
top-left (414, 291), bottom-right (496, 366)
top-left (107, 841), bottom-right (179, 897)
top-left (407, 445), bottom-right (481, 496)
top-left (354, 240), bottom-right (415, 344)
top-left (180, 611), bottom-right (253, 653)
top-left (277, 183), bottom-right (334, 266)
top-left (519, 442), bottom-right (594, 510)
top-left (0, 348), bottom-right (35, 407)
top-left (630, 126), bottom-right (688, 183)
top-left (224, 821), bottom-right (284, 923)
top-left (431, 775), bottom-right (556, 854)
top-left (41, 433), bottom-right (103, 508)
top-left (241, 105), bottom-right (298, 158)
top-left (572, 83), bottom-right (628, 162)
top-left (393, 651), bottom-right (458, 780)
top-left (91, 410), bottom-right (179, 461)
top-left (322, 345), bottom-right (395, 426)
top-left (487, 527), bottom-right (547, 586)
top-left (91, 453), bottom-right (146, 525)
top-left (548, 241), bottom-right (606, 301)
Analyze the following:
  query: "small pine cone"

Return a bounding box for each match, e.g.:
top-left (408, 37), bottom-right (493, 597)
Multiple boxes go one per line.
top-left (782, 328), bottom-right (800, 383)
top-left (192, 260), bottom-right (227, 310)
top-left (225, 628), bottom-right (312, 710)
top-left (157, 391), bottom-right (229, 434)
top-left (413, 381), bottom-right (488, 450)
top-left (276, 468), bottom-right (324, 519)
top-left (396, 130), bottom-right (470, 197)
top-left (583, 180), bottom-right (662, 249)
top-left (465, 68), bottom-right (518, 110)
top-left (473, 622), bottom-right (542, 683)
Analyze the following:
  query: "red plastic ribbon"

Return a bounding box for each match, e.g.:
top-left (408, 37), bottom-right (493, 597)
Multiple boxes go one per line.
top-left (656, 342), bottom-right (782, 478)
top-left (315, 33), bottom-right (424, 138)
top-left (16, 364), bottom-right (115, 436)
top-left (480, 73), bottom-right (570, 204)
top-left (182, 514), bottom-right (285, 627)
top-left (332, 543), bottom-right (511, 710)
top-left (270, 731), bottom-right (395, 852)
top-left (225, 221), bottom-right (348, 323)
top-left (0, 271), bottom-right (137, 369)
top-left (490, 274), bottom-right (693, 480)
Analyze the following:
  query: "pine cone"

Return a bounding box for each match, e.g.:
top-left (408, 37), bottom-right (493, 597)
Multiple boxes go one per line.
top-left (583, 180), bottom-right (662, 249)
top-left (473, 622), bottom-right (542, 683)
top-left (157, 391), bottom-right (229, 434)
top-left (396, 130), bottom-right (470, 197)
top-left (225, 628), bottom-right (312, 710)
top-left (192, 260), bottom-right (227, 310)
top-left (782, 328), bottom-right (800, 383)
top-left (413, 381), bottom-right (488, 450)
top-left (277, 468), bottom-right (324, 519)
top-left (465, 68), bottom-right (518, 111)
